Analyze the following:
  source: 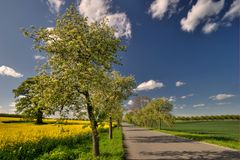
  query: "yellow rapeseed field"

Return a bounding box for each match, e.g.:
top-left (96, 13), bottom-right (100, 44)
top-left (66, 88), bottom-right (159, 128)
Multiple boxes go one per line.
top-left (0, 117), bottom-right (108, 149)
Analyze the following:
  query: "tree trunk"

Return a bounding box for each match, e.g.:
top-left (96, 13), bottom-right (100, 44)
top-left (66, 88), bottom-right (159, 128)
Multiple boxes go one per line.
top-left (109, 116), bottom-right (113, 139)
top-left (117, 118), bottom-right (120, 129)
top-left (159, 119), bottom-right (162, 130)
top-left (36, 109), bottom-right (43, 124)
top-left (85, 91), bottom-right (100, 157)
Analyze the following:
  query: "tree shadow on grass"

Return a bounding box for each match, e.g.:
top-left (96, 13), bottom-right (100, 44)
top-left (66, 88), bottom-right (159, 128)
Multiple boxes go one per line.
top-left (170, 133), bottom-right (237, 142)
top-left (1, 120), bottom-right (33, 124)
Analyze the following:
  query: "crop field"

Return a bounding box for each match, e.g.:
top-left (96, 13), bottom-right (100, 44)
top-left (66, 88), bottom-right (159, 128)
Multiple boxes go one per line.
top-left (0, 117), bottom-right (122, 160)
top-left (160, 120), bottom-right (240, 150)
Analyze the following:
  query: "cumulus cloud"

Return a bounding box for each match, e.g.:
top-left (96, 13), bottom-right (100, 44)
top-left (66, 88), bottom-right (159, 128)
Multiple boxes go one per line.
top-left (217, 102), bottom-right (231, 105)
top-left (134, 80), bottom-right (164, 92)
top-left (223, 0), bottom-right (240, 21)
top-left (168, 96), bottom-right (176, 102)
top-left (181, 96), bottom-right (187, 99)
top-left (180, 0), bottom-right (224, 32)
top-left (34, 55), bottom-right (46, 60)
top-left (181, 93), bottom-right (194, 99)
top-left (193, 103), bottom-right (205, 108)
top-left (78, 0), bottom-right (131, 38)
top-left (148, 0), bottom-right (180, 20)
top-left (202, 22), bottom-right (218, 34)
top-left (209, 94), bottom-right (235, 101)
top-left (174, 104), bottom-right (186, 109)
top-left (47, 0), bottom-right (65, 14)
top-left (176, 81), bottom-right (186, 87)
top-left (0, 65), bottom-right (23, 78)
top-left (105, 13), bottom-right (132, 38)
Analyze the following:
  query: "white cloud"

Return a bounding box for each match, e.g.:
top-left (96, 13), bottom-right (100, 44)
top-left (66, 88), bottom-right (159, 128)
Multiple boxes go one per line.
top-left (223, 0), bottom-right (240, 21)
top-left (78, 0), bottom-right (131, 38)
top-left (209, 94), bottom-right (235, 101)
top-left (217, 102), bottom-right (231, 105)
top-left (181, 93), bottom-right (194, 99)
top-left (181, 96), bottom-right (187, 99)
top-left (168, 96), bottom-right (176, 102)
top-left (79, 0), bottom-right (108, 22)
top-left (105, 13), bottom-right (132, 38)
top-left (202, 22), bottom-right (218, 34)
top-left (47, 0), bottom-right (65, 14)
top-left (180, 0), bottom-right (224, 32)
top-left (176, 81), bottom-right (186, 87)
top-left (134, 80), bottom-right (164, 92)
top-left (174, 104), bottom-right (186, 109)
top-left (193, 103), bottom-right (205, 108)
top-left (148, 0), bottom-right (180, 20)
top-left (34, 55), bottom-right (46, 60)
top-left (162, 96), bottom-right (176, 102)
top-left (0, 65), bottom-right (23, 78)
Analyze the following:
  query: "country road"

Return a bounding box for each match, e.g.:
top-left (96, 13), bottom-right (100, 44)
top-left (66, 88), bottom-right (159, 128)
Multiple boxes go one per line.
top-left (122, 123), bottom-right (240, 160)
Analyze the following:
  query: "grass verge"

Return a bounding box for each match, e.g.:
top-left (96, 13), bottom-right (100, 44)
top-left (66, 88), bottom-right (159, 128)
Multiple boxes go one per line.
top-left (158, 129), bottom-right (240, 151)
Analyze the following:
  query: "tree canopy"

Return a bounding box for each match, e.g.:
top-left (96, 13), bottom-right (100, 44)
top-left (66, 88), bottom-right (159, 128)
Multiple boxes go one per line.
top-left (20, 5), bottom-right (134, 157)
top-left (124, 98), bottom-right (175, 128)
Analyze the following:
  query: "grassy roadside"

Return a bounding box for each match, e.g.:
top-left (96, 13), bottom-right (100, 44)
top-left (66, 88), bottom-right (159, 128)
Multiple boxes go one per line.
top-left (156, 129), bottom-right (240, 151)
top-left (37, 128), bottom-right (124, 160)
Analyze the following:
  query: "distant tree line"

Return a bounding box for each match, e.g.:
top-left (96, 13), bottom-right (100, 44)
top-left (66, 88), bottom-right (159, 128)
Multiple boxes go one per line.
top-left (0, 113), bottom-right (23, 118)
top-left (124, 96), bottom-right (240, 130)
top-left (175, 115), bottom-right (240, 121)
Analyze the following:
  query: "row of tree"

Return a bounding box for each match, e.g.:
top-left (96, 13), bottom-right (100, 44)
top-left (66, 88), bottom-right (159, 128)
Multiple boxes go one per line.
top-left (13, 6), bottom-right (135, 157)
top-left (175, 115), bottom-right (240, 120)
top-left (124, 98), bottom-right (175, 129)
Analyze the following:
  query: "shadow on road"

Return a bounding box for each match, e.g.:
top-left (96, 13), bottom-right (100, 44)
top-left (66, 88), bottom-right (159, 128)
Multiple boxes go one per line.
top-left (130, 135), bottom-right (192, 143)
top-left (139, 150), bottom-right (240, 160)
top-left (122, 123), bottom-right (240, 160)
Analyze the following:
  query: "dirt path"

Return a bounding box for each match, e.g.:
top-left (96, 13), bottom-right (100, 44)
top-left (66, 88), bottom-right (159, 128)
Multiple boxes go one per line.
top-left (122, 123), bottom-right (240, 160)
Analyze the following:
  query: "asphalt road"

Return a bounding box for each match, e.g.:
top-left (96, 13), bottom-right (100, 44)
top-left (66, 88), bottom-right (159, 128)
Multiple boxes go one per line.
top-left (122, 123), bottom-right (240, 160)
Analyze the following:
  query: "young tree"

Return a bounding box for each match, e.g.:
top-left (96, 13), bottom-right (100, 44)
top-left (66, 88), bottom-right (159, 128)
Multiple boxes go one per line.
top-left (142, 98), bottom-right (174, 128)
top-left (23, 5), bottom-right (126, 157)
top-left (125, 98), bottom-right (175, 129)
top-left (92, 71), bottom-right (135, 139)
top-left (13, 75), bottom-right (50, 124)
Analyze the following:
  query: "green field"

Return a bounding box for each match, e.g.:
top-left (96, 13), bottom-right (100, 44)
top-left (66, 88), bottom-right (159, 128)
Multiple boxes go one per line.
top-left (159, 120), bottom-right (240, 150)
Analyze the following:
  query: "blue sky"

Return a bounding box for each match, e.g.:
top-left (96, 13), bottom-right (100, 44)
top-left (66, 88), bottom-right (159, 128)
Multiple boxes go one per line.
top-left (0, 0), bottom-right (239, 116)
